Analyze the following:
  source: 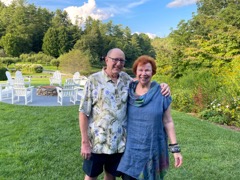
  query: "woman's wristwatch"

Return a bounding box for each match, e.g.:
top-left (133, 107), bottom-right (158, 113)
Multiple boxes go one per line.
top-left (169, 143), bottom-right (181, 153)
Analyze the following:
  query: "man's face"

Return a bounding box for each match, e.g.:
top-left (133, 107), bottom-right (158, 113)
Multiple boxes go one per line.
top-left (105, 50), bottom-right (126, 75)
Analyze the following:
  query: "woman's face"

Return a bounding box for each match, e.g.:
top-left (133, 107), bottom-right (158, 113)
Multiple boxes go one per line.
top-left (136, 62), bottom-right (153, 86)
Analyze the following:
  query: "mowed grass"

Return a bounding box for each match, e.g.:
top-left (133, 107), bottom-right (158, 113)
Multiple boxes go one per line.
top-left (0, 104), bottom-right (84, 179)
top-left (0, 103), bottom-right (240, 179)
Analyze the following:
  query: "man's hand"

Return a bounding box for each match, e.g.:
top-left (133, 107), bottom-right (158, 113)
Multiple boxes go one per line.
top-left (160, 83), bottom-right (171, 96)
top-left (81, 141), bottom-right (92, 160)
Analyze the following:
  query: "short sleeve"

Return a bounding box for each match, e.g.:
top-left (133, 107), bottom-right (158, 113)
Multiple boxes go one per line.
top-left (79, 79), bottom-right (92, 116)
top-left (163, 95), bottom-right (172, 112)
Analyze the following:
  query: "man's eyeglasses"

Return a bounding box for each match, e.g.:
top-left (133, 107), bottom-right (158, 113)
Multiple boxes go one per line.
top-left (108, 57), bottom-right (126, 64)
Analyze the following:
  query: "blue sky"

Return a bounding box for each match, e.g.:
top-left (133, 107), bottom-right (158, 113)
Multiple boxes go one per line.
top-left (1, 0), bottom-right (198, 38)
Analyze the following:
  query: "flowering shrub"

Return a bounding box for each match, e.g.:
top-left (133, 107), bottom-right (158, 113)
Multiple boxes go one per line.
top-left (201, 97), bottom-right (240, 126)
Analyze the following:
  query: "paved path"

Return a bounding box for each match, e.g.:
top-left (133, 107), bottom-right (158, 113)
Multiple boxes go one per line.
top-left (1, 88), bottom-right (80, 107)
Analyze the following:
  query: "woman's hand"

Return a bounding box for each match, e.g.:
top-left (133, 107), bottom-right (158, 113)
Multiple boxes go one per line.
top-left (173, 153), bottom-right (183, 168)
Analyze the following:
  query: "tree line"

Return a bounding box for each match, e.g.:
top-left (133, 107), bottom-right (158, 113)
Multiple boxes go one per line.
top-left (0, 0), bottom-right (155, 68)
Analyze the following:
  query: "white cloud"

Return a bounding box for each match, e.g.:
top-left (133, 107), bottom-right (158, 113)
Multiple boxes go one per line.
top-left (64, 0), bottom-right (114, 26)
top-left (167, 0), bottom-right (198, 8)
top-left (0, 0), bottom-right (13, 6)
top-left (145, 32), bottom-right (157, 39)
top-left (127, 0), bottom-right (149, 8)
top-left (135, 32), bottom-right (157, 39)
top-left (64, 0), bottom-right (149, 27)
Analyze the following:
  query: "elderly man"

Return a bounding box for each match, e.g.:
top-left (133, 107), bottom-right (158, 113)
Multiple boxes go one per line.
top-left (79, 48), bottom-right (170, 180)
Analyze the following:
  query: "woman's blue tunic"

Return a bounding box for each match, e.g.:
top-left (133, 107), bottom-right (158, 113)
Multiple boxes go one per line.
top-left (117, 81), bottom-right (172, 179)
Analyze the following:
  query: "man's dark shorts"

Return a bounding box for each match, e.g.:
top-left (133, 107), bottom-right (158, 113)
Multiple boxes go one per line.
top-left (83, 153), bottom-right (123, 177)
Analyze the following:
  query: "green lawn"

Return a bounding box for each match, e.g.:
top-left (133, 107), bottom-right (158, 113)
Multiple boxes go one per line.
top-left (0, 103), bottom-right (240, 179)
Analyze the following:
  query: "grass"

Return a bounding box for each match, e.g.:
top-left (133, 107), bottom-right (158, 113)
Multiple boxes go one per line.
top-left (0, 104), bottom-right (84, 179)
top-left (1, 68), bottom-right (240, 179)
top-left (165, 111), bottom-right (240, 180)
top-left (0, 103), bottom-right (239, 180)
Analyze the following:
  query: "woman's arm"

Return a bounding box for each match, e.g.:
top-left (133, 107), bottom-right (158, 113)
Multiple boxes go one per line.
top-left (163, 106), bottom-right (183, 168)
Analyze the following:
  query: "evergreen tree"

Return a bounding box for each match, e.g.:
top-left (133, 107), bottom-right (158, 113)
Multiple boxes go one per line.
top-left (42, 27), bottom-right (59, 57)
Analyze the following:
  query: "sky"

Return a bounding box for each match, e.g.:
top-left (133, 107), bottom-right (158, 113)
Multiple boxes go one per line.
top-left (1, 0), bottom-right (199, 38)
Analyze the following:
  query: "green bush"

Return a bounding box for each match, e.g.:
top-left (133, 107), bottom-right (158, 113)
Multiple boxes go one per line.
top-left (50, 59), bottom-right (60, 69)
top-left (0, 67), bottom-right (8, 80)
top-left (58, 49), bottom-right (91, 74)
top-left (200, 109), bottom-right (228, 125)
top-left (32, 64), bottom-right (43, 73)
top-left (202, 97), bottom-right (240, 127)
top-left (15, 63), bottom-right (43, 73)
top-left (20, 52), bottom-right (55, 65)
top-left (171, 88), bottom-right (195, 112)
top-left (0, 57), bottom-right (21, 67)
top-left (15, 64), bottom-right (32, 72)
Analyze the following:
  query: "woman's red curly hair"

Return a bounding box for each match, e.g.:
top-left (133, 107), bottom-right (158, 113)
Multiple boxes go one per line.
top-left (132, 55), bottom-right (157, 75)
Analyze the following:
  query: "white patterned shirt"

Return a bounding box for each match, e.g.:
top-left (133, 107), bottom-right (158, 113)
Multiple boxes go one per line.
top-left (79, 68), bottom-right (132, 154)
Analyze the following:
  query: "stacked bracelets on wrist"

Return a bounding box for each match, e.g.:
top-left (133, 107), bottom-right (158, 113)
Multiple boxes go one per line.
top-left (169, 143), bottom-right (181, 153)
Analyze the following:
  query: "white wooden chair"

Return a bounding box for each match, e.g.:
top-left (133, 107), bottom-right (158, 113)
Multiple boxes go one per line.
top-left (70, 76), bottom-right (88, 104)
top-left (73, 72), bottom-right (81, 85)
top-left (70, 86), bottom-right (84, 105)
top-left (5, 71), bottom-right (14, 86)
top-left (49, 71), bottom-right (62, 86)
top-left (79, 76), bottom-right (88, 88)
top-left (15, 70), bottom-right (31, 87)
top-left (56, 78), bottom-right (76, 105)
top-left (0, 83), bottom-right (12, 101)
top-left (12, 78), bottom-right (34, 105)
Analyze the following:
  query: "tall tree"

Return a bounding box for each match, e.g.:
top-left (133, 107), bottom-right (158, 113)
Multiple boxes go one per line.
top-left (51, 9), bottom-right (71, 27)
top-left (138, 33), bottom-right (156, 57)
top-left (74, 17), bottom-right (104, 66)
top-left (42, 10), bottom-right (81, 57)
top-left (1, 32), bottom-right (31, 56)
top-left (42, 27), bottom-right (59, 57)
top-left (0, 0), bottom-right (53, 55)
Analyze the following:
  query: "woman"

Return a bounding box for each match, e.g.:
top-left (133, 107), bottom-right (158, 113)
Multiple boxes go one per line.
top-left (117, 55), bottom-right (183, 180)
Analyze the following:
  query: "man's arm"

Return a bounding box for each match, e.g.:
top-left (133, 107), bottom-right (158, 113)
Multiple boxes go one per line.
top-left (160, 83), bottom-right (171, 96)
top-left (79, 112), bottom-right (91, 160)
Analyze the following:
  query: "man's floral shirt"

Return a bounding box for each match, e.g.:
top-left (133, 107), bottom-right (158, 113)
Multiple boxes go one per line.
top-left (79, 68), bottom-right (132, 154)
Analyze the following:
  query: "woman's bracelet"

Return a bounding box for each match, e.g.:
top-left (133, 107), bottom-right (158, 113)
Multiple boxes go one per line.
top-left (169, 143), bottom-right (181, 153)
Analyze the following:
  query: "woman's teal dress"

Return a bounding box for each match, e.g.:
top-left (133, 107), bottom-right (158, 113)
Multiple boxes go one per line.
top-left (117, 81), bottom-right (172, 180)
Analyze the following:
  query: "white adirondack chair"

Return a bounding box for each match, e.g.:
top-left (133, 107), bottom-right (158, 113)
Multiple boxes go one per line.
top-left (73, 72), bottom-right (81, 85)
top-left (56, 78), bottom-right (76, 105)
top-left (12, 78), bottom-right (34, 105)
top-left (49, 71), bottom-right (62, 86)
top-left (5, 71), bottom-right (14, 86)
top-left (0, 83), bottom-right (12, 101)
top-left (70, 76), bottom-right (88, 104)
top-left (70, 86), bottom-right (84, 105)
top-left (15, 70), bottom-right (31, 87)
top-left (79, 76), bottom-right (88, 88)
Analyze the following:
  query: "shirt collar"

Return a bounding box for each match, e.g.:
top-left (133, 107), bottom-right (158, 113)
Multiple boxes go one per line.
top-left (101, 67), bottom-right (122, 83)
